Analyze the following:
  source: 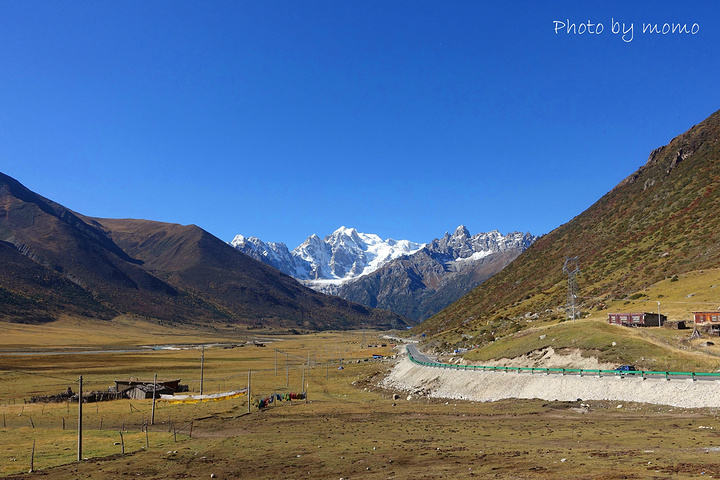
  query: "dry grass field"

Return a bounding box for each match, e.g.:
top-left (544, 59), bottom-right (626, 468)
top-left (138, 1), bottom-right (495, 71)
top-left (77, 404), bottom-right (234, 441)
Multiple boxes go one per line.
top-left (3, 318), bottom-right (720, 479)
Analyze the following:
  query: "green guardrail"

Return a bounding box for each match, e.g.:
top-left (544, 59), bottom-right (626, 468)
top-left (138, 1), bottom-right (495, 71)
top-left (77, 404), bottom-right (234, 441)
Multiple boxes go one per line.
top-left (406, 347), bottom-right (720, 381)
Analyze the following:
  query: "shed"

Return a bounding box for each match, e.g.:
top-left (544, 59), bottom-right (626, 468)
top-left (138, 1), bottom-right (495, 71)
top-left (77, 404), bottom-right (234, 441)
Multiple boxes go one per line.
top-left (664, 320), bottom-right (687, 330)
top-left (113, 379), bottom-right (187, 399)
top-left (124, 384), bottom-right (175, 400)
top-left (607, 312), bottom-right (666, 327)
top-left (693, 312), bottom-right (720, 335)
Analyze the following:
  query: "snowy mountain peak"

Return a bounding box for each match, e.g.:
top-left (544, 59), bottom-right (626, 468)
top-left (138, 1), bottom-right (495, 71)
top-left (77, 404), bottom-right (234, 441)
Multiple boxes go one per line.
top-left (231, 226), bottom-right (537, 293)
top-left (232, 227), bottom-right (425, 284)
top-left (230, 234), bottom-right (246, 246)
top-left (429, 227), bottom-right (536, 262)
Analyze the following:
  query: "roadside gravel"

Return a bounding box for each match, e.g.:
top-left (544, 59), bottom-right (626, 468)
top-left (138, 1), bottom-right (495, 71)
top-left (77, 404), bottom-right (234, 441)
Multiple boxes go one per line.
top-left (382, 351), bottom-right (720, 409)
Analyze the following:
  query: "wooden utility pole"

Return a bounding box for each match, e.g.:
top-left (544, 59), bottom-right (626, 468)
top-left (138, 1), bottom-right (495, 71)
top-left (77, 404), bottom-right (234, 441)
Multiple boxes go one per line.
top-left (275, 348), bottom-right (278, 376)
top-left (200, 346), bottom-right (205, 395)
top-left (77, 375), bottom-right (83, 462)
top-left (285, 352), bottom-right (289, 388)
top-left (151, 373), bottom-right (157, 425)
top-left (30, 439), bottom-right (35, 473)
top-left (247, 369), bottom-right (251, 414)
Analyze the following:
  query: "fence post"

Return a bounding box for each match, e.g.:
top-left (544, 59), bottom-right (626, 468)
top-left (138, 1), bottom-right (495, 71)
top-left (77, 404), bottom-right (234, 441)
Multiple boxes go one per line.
top-left (78, 375), bottom-right (83, 462)
top-left (30, 439), bottom-right (35, 473)
top-left (151, 373), bottom-right (157, 425)
top-left (119, 431), bottom-right (125, 454)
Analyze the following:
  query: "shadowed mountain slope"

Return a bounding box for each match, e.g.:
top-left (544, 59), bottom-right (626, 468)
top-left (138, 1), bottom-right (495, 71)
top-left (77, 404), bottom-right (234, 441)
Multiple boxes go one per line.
top-left (419, 108), bottom-right (720, 341)
top-left (0, 172), bottom-right (407, 329)
top-left (337, 245), bottom-right (525, 321)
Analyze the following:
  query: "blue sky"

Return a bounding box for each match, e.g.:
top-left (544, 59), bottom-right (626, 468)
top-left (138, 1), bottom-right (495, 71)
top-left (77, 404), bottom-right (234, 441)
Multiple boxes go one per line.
top-left (1, 1), bottom-right (719, 248)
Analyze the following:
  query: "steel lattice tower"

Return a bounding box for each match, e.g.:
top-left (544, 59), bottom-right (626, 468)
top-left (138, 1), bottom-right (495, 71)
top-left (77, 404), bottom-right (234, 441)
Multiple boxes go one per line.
top-left (563, 257), bottom-right (580, 321)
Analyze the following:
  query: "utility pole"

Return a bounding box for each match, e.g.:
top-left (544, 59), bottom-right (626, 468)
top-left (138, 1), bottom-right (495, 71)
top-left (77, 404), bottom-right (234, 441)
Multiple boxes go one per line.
top-left (247, 369), bottom-right (251, 414)
top-left (77, 375), bottom-right (83, 462)
top-left (275, 348), bottom-right (278, 376)
top-left (200, 346), bottom-right (205, 395)
top-left (286, 352), bottom-right (289, 388)
top-left (151, 373), bottom-right (157, 425)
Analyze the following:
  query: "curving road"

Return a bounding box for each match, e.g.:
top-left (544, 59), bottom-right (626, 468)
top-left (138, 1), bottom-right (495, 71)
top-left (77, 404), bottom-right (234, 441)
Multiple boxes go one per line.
top-left (406, 343), bottom-right (434, 364)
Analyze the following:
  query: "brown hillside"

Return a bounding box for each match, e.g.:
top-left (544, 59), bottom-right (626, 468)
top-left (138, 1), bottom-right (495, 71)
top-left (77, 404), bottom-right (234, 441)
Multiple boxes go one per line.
top-left (420, 108), bottom-right (720, 341)
top-left (90, 217), bottom-right (405, 329)
top-left (0, 172), bottom-right (407, 330)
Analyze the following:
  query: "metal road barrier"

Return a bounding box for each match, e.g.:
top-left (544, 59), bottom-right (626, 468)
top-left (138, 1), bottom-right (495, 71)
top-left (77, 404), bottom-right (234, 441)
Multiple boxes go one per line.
top-left (407, 347), bottom-right (720, 381)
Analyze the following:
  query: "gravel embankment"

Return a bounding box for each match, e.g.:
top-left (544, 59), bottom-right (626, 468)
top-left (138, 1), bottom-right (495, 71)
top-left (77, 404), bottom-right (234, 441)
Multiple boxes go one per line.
top-left (382, 355), bottom-right (720, 408)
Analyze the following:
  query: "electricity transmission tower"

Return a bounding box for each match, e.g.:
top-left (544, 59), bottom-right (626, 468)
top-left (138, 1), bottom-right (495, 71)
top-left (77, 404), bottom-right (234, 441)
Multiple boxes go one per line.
top-left (563, 257), bottom-right (580, 321)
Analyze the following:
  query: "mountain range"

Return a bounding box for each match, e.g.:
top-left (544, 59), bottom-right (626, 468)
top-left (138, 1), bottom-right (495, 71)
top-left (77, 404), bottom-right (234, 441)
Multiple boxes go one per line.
top-left (232, 225), bottom-right (536, 321)
top-left (419, 107), bottom-right (720, 345)
top-left (231, 226), bottom-right (424, 285)
top-left (0, 172), bottom-right (407, 330)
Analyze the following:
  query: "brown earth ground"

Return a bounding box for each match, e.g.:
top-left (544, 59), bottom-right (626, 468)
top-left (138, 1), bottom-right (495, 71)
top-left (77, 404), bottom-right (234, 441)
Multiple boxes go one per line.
top-left (3, 323), bottom-right (720, 479)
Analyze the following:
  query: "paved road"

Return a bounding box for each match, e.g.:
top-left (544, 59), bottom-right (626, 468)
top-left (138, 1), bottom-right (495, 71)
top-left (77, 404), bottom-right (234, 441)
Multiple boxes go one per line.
top-left (406, 343), bottom-right (435, 364)
top-left (405, 348), bottom-right (720, 381)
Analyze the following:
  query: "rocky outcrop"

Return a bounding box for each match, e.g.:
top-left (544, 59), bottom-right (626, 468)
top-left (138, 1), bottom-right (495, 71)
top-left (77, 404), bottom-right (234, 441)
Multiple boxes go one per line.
top-left (336, 228), bottom-right (536, 321)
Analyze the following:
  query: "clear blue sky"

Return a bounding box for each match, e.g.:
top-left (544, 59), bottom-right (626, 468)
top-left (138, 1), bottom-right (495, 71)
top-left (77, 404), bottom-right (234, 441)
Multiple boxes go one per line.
top-left (2, 1), bottom-right (719, 248)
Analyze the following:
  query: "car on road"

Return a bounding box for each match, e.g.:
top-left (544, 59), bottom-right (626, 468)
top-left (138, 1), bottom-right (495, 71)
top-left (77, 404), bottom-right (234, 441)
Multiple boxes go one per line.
top-left (615, 365), bottom-right (637, 373)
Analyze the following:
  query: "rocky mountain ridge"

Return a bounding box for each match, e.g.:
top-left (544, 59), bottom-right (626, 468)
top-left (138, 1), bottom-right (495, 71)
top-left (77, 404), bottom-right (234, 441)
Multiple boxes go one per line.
top-left (336, 226), bottom-right (536, 320)
top-left (233, 225), bottom-right (537, 321)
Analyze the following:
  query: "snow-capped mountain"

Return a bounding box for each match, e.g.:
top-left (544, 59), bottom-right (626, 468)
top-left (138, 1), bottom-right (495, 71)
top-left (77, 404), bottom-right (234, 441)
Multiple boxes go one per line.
top-left (232, 225), bottom-right (537, 321)
top-left (231, 226), bottom-right (425, 285)
top-left (427, 225), bottom-right (536, 264)
top-left (335, 226), bottom-right (538, 321)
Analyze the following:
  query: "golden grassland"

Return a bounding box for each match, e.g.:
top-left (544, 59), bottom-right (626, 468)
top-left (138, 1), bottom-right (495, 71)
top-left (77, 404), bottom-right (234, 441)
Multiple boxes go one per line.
top-left (0, 315), bottom-right (251, 350)
top-left (438, 268), bottom-right (720, 371)
top-left (4, 316), bottom-right (720, 478)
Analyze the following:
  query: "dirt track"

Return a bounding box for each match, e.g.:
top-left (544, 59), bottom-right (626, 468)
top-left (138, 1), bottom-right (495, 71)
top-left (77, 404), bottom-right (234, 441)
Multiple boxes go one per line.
top-left (382, 352), bottom-right (720, 408)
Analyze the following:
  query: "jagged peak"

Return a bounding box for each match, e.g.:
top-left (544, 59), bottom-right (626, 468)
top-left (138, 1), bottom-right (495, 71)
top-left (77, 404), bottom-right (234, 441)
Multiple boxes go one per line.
top-left (453, 225), bottom-right (471, 237)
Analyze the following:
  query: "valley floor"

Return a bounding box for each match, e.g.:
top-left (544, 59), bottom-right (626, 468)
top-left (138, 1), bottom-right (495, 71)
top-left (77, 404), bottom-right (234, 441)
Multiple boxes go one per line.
top-left (4, 328), bottom-right (720, 479)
